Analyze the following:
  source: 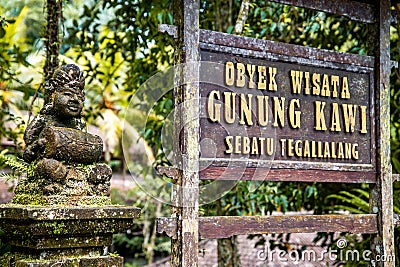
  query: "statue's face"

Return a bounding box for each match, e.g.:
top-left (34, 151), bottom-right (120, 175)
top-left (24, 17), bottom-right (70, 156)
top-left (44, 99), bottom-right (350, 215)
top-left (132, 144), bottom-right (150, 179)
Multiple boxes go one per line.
top-left (53, 86), bottom-right (84, 118)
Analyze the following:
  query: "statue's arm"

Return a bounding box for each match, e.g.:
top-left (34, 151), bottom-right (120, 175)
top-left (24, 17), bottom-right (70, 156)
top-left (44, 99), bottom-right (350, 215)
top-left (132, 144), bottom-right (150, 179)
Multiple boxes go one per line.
top-left (23, 115), bottom-right (47, 162)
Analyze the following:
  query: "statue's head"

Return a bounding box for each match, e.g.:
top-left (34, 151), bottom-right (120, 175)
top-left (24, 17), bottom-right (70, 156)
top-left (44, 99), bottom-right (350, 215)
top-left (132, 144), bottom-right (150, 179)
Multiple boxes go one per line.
top-left (45, 64), bottom-right (85, 118)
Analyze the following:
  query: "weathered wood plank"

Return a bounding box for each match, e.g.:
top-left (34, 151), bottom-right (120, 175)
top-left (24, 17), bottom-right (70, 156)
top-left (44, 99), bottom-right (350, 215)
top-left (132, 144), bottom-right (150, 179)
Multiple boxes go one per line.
top-left (157, 215), bottom-right (378, 238)
top-left (268, 0), bottom-right (375, 23)
top-left (199, 30), bottom-right (375, 68)
top-left (200, 167), bottom-right (376, 183)
top-left (199, 215), bottom-right (378, 239)
top-left (200, 159), bottom-right (375, 172)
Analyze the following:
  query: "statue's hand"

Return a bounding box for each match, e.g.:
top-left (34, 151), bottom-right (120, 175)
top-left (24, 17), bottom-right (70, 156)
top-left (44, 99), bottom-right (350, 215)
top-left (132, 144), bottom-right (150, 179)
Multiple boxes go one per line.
top-left (23, 138), bottom-right (46, 163)
top-left (23, 145), bottom-right (36, 163)
top-left (37, 138), bottom-right (46, 149)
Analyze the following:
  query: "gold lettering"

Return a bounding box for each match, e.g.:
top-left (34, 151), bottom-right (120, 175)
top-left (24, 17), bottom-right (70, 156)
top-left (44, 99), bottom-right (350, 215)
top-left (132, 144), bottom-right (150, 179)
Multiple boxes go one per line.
top-left (239, 94), bottom-right (253, 125)
top-left (236, 63), bottom-right (245, 87)
top-left (289, 99), bottom-right (301, 129)
top-left (225, 136), bottom-right (233, 154)
top-left (290, 70), bottom-right (303, 94)
top-left (352, 144), bottom-right (359, 159)
top-left (331, 142), bottom-right (337, 158)
top-left (337, 142), bottom-right (344, 158)
top-left (315, 101), bottom-right (327, 131)
top-left (235, 136), bottom-right (241, 153)
top-left (273, 97), bottom-right (285, 128)
top-left (280, 139), bottom-right (287, 157)
top-left (304, 72), bottom-right (310, 95)
top-left (342, 104), bottom-right (357, 133)
top-left (303, 140), bottom-right (310, 157)
top-left (330, 103), bottom-right (341, 132)
top-left (257, 95), bottom-right (269, 126)
top-left (258, 66), bottom-right (266, 90)
top-left (207, 90), bottom-right (221, 122)
top-left (318, 141), bottom-right (323, 157)
top-left (295, 140), bottom-right (302, 157)
top-left (311, 141), bottom-right (317, 157)
top-left (259, 137), bottom-right (265, 154)
top-left (288, 139), bottom-right (294, 157)
top-left (247, 64), bottom-right (256, 89)
top-left (341, 77), bottom-right (350, 99)
top-left (360, 106), bottom-right (368, 134)
top-left (324, 142), bottom-right (330, 158)
top-left (266, 138), bottom-right (274, 156)
top-left (321, 74), bottom-right (330, 97)
top-left (251, 137), bottom-right (258, 155)
top-left (243, 137), bottom-right (250, 154)
top-left (223, 92), bottom-right (236, 124)
top-left (225, 62), bottom-right (234, 86)
top-left (331, 75), bottom-right (339, 98)
top-left (312, 73), bottom-right (320, 95)
top-left (345, 143), bottom-right (352, 159)
top-left (269, 67), bottom-right (277, 91)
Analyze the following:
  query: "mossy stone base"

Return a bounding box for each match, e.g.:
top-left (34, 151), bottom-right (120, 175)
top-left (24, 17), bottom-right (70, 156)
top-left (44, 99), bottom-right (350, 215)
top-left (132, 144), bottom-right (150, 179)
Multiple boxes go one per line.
top-left (0, 205), bottom-right (141, 267)
top-left (12, 194), bottom-right (112, 206)
top-left (2, 254), bottom-right (123, 267)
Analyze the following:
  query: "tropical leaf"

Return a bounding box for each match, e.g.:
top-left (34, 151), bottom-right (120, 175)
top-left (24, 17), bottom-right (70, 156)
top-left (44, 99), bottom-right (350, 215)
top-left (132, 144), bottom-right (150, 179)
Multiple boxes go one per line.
top-left (327, 189), bottom-right (370, 214)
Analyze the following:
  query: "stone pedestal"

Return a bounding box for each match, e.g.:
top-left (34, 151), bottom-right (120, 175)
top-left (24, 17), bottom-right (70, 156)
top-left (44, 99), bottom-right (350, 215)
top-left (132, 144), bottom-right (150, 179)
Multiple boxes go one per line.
top-left (0, 205), bottom-right (140, 267)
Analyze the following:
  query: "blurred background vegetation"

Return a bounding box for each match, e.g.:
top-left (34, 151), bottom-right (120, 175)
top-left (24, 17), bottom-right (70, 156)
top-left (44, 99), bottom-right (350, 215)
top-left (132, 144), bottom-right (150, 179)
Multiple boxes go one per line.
top-left (1, 0), bottom-right (400, 266)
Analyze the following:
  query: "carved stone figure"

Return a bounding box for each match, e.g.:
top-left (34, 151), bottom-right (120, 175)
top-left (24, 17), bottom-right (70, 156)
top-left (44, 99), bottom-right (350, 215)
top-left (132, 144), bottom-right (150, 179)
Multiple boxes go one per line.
top-left (13, 64), bottom-right (112, 205)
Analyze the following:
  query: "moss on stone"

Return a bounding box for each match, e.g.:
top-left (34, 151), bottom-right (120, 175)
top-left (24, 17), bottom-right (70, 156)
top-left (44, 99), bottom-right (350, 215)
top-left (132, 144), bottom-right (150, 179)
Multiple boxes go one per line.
top-left (11, 193), bottom-right (47, 206)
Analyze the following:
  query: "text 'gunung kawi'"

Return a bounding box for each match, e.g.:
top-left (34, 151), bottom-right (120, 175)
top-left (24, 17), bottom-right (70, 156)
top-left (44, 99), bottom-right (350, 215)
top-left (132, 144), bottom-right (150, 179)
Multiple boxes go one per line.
top-left (206, 62), bottom-right (369, 161)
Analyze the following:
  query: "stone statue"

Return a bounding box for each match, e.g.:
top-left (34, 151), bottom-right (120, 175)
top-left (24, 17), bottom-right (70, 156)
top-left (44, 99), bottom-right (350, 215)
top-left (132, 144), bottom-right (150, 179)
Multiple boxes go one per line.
top-left (13, 64), bottom-right (112, 205)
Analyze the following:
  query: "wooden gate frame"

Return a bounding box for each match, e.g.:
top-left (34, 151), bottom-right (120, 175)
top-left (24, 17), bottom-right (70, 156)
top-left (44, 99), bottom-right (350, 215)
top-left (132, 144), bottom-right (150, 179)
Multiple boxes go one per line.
top-left (157, 1), bottom-right (397, 266)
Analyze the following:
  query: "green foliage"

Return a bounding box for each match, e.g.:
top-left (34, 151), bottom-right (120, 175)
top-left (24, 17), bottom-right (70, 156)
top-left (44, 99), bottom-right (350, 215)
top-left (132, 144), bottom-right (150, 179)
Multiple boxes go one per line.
top-left (204, 181), bottom-right (318, 216)
top-left (244, 2), bottom-right (368, 54)
top-left (391, 18), bottom-right (400, 175)
top-left (327, 188), bottom-right (370, 214)
top-left (0, 150), bottom-right (35, 181)
top-left (0, 5), bottom-right (35, 154)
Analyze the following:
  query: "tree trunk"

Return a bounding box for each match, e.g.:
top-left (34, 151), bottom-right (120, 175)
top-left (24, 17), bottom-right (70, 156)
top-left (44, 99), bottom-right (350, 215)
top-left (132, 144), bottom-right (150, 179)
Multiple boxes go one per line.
top-left (215, 0), bottom-right (233, 32)
top-left (44, 0), bottom-right (62, 104)
top-left (217, 236), bottom-right (241, 267)
top-left (217, 199), bottom-right (241, 267)
top-left (234, 0), bottom-right (250, 34)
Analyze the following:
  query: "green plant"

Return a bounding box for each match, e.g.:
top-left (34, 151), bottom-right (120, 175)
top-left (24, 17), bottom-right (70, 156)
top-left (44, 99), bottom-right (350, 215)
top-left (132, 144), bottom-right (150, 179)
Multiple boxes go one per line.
top-left (0, 150), bottom-right (35, 181)
top-left (327, 188), bottom-right (369, 214)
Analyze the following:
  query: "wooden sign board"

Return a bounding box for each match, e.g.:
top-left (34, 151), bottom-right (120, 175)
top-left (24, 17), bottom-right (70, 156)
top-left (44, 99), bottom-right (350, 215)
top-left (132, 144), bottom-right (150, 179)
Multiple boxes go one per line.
top-left (198, 31), bottom-right (376, 183)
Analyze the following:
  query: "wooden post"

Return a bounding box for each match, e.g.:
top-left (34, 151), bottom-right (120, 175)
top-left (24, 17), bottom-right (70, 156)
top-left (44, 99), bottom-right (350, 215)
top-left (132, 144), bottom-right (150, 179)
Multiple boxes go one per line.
top-left (371, 0), bottom-right (395, 266)
top-left (171, 0), bottom-right (200, 266)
